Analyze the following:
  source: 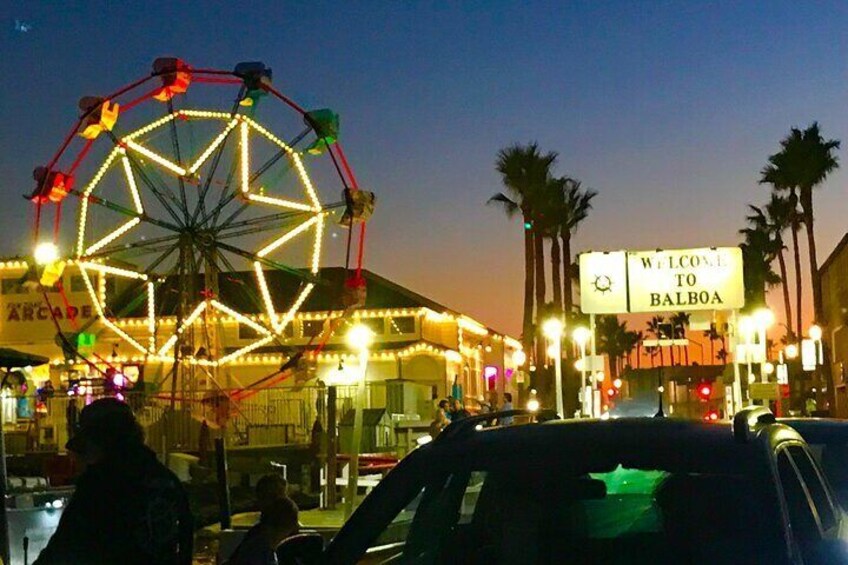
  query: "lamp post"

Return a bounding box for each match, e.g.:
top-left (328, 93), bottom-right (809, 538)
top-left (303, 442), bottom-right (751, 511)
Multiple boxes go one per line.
top-left (739, 315), bottom-right (755, 388)
top-left (542, 318), bottom-right (565, 418)
top-left (573, 327), bottom-right (591, 417)
top-left (344, 323), bottom-right (373, 520)
top-left (754, 308), bottom-right (775, 384)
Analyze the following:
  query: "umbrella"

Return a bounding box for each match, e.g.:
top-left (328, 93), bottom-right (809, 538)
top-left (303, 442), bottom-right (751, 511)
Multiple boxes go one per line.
top-left (0, 348), bottom-right (48, 369)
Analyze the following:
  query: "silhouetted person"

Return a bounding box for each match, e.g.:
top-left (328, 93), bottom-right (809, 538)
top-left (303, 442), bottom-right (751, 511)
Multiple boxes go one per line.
top-left (34, 398), bottom-right (193, 564)
top-left (449, 398), bottom-right (470, 420)
top-left (199, 418), bottom-right (211, 466)
top-left (255, 473), bottom-right (289, 512)
top-left (65, 397), bottom-right (78, 440)
top-left (226, 496), bottom-right (299, 565)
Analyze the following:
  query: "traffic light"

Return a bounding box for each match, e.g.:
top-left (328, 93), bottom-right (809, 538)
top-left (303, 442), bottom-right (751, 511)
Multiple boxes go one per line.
top-left (703, 409), bottom-right (720, 422)
top-left (696, 382), bottom-right (712, 401)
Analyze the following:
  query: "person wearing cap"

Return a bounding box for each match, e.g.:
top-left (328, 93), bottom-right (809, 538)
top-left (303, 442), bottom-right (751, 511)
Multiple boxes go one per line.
top-left (34, 398), bottom-right (193, 564)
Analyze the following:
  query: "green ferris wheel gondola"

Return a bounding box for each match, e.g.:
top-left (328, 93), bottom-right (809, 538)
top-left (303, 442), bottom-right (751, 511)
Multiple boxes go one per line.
top-left (304, 108), bottom-right (340, 155)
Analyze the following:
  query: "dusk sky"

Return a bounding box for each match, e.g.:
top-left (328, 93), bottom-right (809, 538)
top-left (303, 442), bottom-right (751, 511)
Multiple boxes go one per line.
top-left (1, 1), bottom-right (846, 336)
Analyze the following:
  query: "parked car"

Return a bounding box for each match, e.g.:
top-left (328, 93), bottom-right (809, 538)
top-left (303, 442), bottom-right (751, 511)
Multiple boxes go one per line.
top-left (781, 418), bottom-right (848, 508)
top-left (282, 408), bottom-right (847, 564)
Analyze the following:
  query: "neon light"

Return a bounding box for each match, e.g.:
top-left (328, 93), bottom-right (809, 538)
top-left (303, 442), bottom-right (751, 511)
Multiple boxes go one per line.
top-left (209, 300), bottom-right (271, 336)
top-left (243, 117), bottom-right (294, 153)
top-left (311, 215), bottom-right (324, 273)
top-left (254, 261), bottom-right (279, 328)
top-left (78, 148), bottom-right (121, 257)
top-left (78, 261), bottom-right (147, 280)
top-left (240, 121), bottom-right (250, 193)
top-left (78, 266), bottom-right (148, 354)
top-left (188, 118), bottom-right (239, 174)
top-left (84, 217), bottom-right (140, 255)
top-left (275, 283), bottom-right (314, 334)
top-left (246, 193), bottom-right (314, 212)
top-left (256, 215), bottom-right (321, 258)
top-left (123, 113), bottom-right (177, 141)
top-left (179, 110), bottom-right (234, 120)
top-left (218, 335), bottom-right (274, 366)
top-left (124, 140), bottom-right (187, 176)
top-left (121, 155), bottom-right (144, 213)
top-left (147, 282), bottom-right (156, 352)
top-left (291, 153), bottom-right (322, 210)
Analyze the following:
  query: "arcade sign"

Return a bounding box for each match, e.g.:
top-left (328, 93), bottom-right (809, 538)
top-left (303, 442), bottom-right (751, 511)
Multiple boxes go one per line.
top-left (580, 247), bottom-right (744, 314)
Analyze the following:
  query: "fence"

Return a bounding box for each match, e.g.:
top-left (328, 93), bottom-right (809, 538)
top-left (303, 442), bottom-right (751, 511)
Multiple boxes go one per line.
top-left (1, 382), bottom-right (389, 456)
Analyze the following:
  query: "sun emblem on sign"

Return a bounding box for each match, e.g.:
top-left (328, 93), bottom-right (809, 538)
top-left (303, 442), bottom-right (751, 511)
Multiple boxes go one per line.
top-left (592, 274), bottom-right (613, 294)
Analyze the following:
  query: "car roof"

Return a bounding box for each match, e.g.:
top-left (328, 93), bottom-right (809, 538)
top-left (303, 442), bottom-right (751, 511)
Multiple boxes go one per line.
top-left (431, 417), bottom-right (803, 476)
top-left (779, 418), bottom-right (848, 444)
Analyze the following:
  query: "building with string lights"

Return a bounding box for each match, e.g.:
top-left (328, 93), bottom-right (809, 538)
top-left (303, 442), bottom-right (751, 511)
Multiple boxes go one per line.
top-left (0, 259), bottom-right (522, 447)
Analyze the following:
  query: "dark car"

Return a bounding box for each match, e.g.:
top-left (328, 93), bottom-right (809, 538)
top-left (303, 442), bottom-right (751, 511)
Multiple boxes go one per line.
top-left (285, 408), bottom-right (847, 564)
top-left (781, 418), bottom-right (848, 508)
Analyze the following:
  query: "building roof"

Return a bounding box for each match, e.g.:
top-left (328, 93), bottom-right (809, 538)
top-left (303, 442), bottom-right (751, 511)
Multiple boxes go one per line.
top-left (819, 231), bottom-right (848, 276)
top-left (116, 267), bottom-right (455, 317)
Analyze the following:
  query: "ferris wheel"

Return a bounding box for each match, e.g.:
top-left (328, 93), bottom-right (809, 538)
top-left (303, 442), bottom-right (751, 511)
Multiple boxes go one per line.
top-left (27, 58), bottom-right (372, 387)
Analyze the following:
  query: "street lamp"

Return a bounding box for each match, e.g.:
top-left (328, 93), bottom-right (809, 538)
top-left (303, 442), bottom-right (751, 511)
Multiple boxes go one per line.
top-left (573, 327), bottom-right (590, 417)
top-left (34, 242), bottom-right (59, 265)
top-left (785, 344), bottom-right (799, 360)
top-left (809, 324), bottom-right (823, 342)
top-left (542, 318), bottom-right (565, 418)
top-left (344, 323), bottom-right (374, 519)
top-left (512, 349), bottom-right (526, 367)
top-left (526, 388), bottom-right (540, 413)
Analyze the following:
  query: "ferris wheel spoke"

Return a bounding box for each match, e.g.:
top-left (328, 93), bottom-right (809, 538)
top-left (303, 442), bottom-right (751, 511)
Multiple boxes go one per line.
top-left (166, 99), bottom-right (191, 222)
top-left (69, 188), bottom-right (182, 233)
top-left (82, 233), bottom-right (182, 260)
top-left (107, 132), bottom-right (187, 227)
top-left (215, 241), bottom-right (318, 283)
top-left (190, 89), bottom-right (246, 226)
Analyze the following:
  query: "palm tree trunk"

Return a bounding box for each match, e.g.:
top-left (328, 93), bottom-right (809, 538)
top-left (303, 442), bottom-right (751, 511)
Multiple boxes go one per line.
top-left (522, 219), bottom-right (535, 358)
top-left (550, 236), bottom-right (563, 314)
top-left (801, 189), bottom-right (836, 413)
top-left (710, 337), bottom-right (715, 365)
top-left (533, 230), bottom-right (546, 368)
top-left (791, 204), bottom-right (803, 341)
top-left (561, 233), bottom-right (573, 319)
top-left (801, 192), bottom-right (823, 322)
top-left (534, 230), bottom-right (546, 313)
top-left (776, 246), bottom-right (793, 340)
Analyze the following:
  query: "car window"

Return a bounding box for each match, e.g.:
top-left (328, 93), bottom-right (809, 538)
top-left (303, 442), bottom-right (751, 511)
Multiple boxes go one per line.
top-left (364, 465), bottom-right (783, 564)
top-left (777, 449), bottom-right (820, 543)
top-left (362, 471), bottom-right (484, 561)
top-left (786, 446), bottom-right (838, 532)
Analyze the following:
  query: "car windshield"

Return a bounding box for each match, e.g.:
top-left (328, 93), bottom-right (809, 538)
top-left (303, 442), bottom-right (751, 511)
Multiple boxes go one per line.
top-left (361, 459), bottom-right (786, 565)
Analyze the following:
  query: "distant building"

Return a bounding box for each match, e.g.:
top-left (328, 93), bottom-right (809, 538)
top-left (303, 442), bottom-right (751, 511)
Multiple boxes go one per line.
top-left (0, 261), bottom-right (521, 413)
top-left (819, 235), bottom-right (848, 417)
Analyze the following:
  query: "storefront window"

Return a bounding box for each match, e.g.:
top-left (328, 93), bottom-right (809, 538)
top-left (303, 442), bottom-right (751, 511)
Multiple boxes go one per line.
top-left (390, 316), bottom-right (416, 335)
top-left (1, 278), bottom-right (28, 295)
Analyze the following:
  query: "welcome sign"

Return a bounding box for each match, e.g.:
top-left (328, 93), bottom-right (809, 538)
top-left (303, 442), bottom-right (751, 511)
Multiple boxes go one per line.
top-left (580, 247), bottom-right (744, 314)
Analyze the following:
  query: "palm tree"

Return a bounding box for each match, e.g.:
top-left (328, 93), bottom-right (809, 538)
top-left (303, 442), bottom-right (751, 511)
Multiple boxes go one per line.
top-left (747, 195), bottom-right (797, 341)
top-left (597, 315), bottom-right (639, 381)
top-left (646, 316), bottom-right (666, 366)
top-left (760, 161), bottom-right (803, 340)
top-left (761, 123), bottom-right (840, 325)
top-left (671, 312), bottom-right (690, 365)
top-left (739, 220), bottom-right (781, 309)
top-left (538, 177), bottom-right (569, 313)
top-left (559, 179), bottom-right (597, 320)
top-left (702, 325), bottom-right (722, 365)
top-left (490, 143), bottom-right (557, 357)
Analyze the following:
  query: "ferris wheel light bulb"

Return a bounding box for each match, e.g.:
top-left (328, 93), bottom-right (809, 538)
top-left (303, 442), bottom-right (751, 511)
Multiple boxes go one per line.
top-left (34, 242), bottom-right (59, 265)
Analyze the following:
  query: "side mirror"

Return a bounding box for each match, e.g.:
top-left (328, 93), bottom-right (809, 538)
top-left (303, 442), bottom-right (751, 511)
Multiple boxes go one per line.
top-left (276, 532), bottom-right (323, 565)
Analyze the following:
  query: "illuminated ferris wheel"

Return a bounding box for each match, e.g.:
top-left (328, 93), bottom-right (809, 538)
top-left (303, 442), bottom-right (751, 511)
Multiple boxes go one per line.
top-left (28, 58), bottom-right (371, 382)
